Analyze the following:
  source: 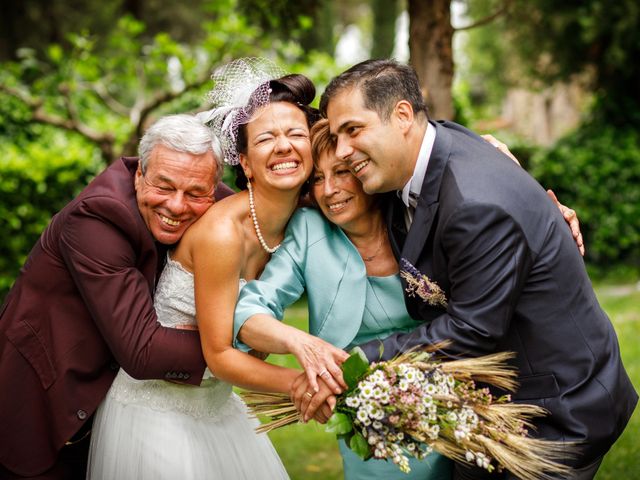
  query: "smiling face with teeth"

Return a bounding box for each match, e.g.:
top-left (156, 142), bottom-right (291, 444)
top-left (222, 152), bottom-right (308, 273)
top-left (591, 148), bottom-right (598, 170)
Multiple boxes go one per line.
top-left (326, 87), bottom-right (417, 195)
top-left (311, 150), bottom-right (376, 233)
top-left (135, 144), bottom-right (217, 245)
top-left (239, 102), bottom-right (312, 193)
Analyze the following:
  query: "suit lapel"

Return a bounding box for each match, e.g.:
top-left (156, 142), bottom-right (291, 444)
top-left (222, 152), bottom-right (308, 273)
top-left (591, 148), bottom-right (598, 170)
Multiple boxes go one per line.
top-left (401, 121), bottom-right (453, 266)
top-left (383, 192), bottom-right (406, 260)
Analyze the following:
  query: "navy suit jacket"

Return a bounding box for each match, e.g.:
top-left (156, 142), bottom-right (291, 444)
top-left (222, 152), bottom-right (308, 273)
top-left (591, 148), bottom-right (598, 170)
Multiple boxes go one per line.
top-left (360, 120), bottom-right (637, 468)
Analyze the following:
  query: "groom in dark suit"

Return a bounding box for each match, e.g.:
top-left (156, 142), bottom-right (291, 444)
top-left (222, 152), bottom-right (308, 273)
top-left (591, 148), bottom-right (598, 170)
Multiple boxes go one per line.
top-left (320, 59), bottom-right (637, 479)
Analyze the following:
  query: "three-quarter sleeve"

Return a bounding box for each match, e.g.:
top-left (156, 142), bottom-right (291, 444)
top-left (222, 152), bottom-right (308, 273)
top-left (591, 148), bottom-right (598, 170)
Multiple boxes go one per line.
top-left (233, 210), bottom-right (311, 351)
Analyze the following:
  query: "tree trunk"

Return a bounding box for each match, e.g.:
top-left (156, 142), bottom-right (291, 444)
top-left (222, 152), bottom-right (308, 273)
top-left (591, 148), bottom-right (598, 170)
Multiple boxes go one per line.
top-left (408, 0), bottom-right (454, 120)
top-left (371, 0), bottom-right (399, 59)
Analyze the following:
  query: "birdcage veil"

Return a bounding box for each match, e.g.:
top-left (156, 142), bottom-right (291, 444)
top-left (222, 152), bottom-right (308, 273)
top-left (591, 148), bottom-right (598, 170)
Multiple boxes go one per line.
top-left (197, 57), bottom-right (287, 165)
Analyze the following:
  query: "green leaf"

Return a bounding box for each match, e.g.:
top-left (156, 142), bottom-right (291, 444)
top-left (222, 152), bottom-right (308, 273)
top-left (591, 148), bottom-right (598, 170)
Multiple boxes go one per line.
top-left (325, 412), bottom-right (353, 435)
top-left (342, 347), bottom-right (370, 389)
top-left (349, 431), bottom-right (371, 460)
top-left (47, 44), bottom-right (63, 63)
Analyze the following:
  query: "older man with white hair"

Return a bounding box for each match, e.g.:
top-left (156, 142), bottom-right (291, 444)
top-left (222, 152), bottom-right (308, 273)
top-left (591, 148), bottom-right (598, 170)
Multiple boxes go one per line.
top-left (0, 114), bottom-right (233, 479)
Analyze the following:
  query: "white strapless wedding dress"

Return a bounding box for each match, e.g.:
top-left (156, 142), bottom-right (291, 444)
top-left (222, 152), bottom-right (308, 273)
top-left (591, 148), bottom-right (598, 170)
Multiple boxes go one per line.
top-left (87, 256), bottom-right (289, 479)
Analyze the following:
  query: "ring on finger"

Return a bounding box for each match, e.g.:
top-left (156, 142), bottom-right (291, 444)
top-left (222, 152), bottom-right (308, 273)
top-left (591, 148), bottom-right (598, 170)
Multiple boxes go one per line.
top-left (305, 391), bottom-right (313, 399)
top-left (318, 369), bottom-right (329, 378)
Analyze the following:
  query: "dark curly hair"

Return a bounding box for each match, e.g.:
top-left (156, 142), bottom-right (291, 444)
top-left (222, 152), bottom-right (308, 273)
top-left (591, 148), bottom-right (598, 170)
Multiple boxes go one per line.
top-left (234, 74), bottom-right (320, 190)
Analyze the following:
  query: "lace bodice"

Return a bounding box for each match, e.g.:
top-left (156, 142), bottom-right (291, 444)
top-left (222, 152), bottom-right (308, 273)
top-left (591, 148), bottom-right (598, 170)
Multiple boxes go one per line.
top-left (106, 254), bottom-right (245, 419)
top-left (154, 255), bottom-right (198, 328)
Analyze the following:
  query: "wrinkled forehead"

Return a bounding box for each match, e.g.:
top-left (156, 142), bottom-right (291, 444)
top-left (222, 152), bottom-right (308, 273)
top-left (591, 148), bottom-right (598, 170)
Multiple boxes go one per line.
top-left (146, 146), bottom-right (216, 182)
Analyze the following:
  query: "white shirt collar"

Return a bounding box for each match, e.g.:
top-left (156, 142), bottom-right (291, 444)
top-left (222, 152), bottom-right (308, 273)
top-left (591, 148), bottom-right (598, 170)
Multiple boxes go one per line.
top-left (400, 122), bottom-right (436, 208)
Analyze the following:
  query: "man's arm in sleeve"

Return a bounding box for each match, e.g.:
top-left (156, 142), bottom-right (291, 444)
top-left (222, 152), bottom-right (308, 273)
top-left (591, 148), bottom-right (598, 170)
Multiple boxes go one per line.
top-left (360, 203), bottom-right (532, 362)
top-left (60, 196), bottom-right (206, 384)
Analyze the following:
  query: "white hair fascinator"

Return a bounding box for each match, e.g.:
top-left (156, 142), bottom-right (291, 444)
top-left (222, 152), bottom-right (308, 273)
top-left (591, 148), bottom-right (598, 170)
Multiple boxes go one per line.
top-left (197, 57), bottom-right (287, 165)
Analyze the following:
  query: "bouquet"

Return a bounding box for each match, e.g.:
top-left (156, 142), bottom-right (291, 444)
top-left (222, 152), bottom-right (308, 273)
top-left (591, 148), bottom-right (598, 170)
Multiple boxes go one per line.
top-left (242, 344), bottom-right (572, 480)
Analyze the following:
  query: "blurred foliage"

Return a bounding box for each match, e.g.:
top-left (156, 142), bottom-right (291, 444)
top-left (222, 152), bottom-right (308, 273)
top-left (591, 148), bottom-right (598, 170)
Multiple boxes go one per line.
top-left (457, 0), bottom-right (640, 274)
top-left (459, 0), bottom-right (640, 126)
top-left (0, 0), bottom-right (341, 301)
top-left (505, 0), bottom-right (640, 124)
top-left (238, 0), bottom-right (336, 55)
top-left (0, 127), bottom-right (103, 297)
top-left (456, 1), bottom-right (518, 121)
top-left (371, 0), bottom-right (400, 58)
top-left (0, 0), bottom-right (238, 60)
top-left (531, 122), bottom-right (640, 270)
top-left (0, 5), bottom-right (285, 163)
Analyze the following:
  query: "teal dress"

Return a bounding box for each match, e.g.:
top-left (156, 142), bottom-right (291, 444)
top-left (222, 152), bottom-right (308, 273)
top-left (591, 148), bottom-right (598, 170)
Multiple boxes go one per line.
top-left (339, 275), bottom-right (452, 480)
top-left (234, 208), bottom-right (452, 480)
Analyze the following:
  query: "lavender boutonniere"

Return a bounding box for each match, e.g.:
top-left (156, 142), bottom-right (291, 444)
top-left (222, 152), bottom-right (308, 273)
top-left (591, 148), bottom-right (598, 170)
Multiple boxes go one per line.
top-left (399, 259), bottom-right (447, 308)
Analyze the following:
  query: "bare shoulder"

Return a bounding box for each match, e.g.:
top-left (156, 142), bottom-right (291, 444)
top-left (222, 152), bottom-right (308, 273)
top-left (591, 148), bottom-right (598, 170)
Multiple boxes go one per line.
top-left (182, 193), bottom-right (247, 254)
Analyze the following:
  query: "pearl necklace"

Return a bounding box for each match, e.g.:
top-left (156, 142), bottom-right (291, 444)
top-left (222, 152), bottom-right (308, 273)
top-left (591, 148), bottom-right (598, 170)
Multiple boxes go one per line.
top-left (247, 180), bottom-right (281, 254)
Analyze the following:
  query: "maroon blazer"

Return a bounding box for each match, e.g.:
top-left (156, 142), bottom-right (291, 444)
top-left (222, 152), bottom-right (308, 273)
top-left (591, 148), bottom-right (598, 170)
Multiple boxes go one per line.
top-left (0, 157), bottom-right (233, 476)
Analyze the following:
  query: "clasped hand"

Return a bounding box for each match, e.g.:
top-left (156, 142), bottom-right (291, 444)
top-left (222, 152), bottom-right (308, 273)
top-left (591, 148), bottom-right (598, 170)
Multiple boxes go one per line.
top-left (288, 333), bottom-right (348, 395)
top-left (290, 372), bottom-right (337, 424)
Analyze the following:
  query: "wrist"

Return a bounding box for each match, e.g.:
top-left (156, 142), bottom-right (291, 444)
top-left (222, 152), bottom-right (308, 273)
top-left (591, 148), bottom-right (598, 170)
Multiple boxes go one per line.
top-left (283, 325), bottom-right (307, 356)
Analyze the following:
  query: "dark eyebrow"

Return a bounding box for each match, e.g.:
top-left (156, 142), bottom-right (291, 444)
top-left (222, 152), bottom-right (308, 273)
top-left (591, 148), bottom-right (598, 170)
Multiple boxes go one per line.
top-left (336, 120), bottom-right (355, 134)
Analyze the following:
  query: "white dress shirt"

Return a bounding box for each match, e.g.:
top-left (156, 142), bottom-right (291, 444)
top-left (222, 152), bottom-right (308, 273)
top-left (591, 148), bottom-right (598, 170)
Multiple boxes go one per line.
top-left (400, 122), bottom-right (436, 229)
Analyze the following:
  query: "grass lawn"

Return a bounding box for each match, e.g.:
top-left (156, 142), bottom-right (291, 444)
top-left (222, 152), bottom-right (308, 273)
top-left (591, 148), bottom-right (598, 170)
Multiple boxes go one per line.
top-left (254, 284), bottom-right (640, 480)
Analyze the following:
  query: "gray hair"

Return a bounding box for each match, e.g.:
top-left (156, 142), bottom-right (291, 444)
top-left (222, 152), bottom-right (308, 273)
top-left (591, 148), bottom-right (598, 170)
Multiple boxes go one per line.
top-left (138, 114), bottom-right (224, 185)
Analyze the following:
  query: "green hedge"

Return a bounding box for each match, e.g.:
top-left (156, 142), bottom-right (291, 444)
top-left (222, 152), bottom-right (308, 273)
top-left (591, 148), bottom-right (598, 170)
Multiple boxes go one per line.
top-left (531, 122), bottom-right (640, 271)
top-left (0, 128), bottom-right (103, 301)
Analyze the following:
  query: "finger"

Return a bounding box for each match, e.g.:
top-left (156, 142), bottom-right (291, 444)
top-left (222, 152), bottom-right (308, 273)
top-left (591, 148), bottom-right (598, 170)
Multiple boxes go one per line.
top-left (320, 401), bottom-right (334, 419)
top-left (300, 391), bottom-right (315, 422)
top-left (306, 369), bottom-right (320, 393)
top-left (335, 349), bottom-right (350, 363)
top-left (328, 359), bottom-right (348, 389)
top-left (315, 403), bottom-right (333, 424)
top-left (305, 394), bottom-right (326, 422)
top-left (291, 375), bottom-right (307, 412)
top-left (569, 216), bottom-right (580, 237)
top-left (291, 373), bottom-right (305, 400)
top-left (546, 189), bottom-right (559, 204)
top-left (577, 233), bottom-right (585, 256)
top-left (319, 369), bottom-right (343, 394)
top-left (294, 386), bottom-right (311, 415)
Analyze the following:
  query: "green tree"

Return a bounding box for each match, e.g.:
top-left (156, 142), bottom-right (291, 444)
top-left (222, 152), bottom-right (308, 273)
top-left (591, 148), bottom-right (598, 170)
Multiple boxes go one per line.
top-left (507, 0), bottom-right (640, 125)
top-left (0, 0), bottom-right (217, 61)
top-left (371, 0), bottom-right (400, 59)
top-left (461, 0), bottom-right (640, 125)
top-left (237, 0), bottom-right (336, 55)
top-left (0, 0), bottom-right (341, 300)
top-left (0, 3), bottom-right (292, 164)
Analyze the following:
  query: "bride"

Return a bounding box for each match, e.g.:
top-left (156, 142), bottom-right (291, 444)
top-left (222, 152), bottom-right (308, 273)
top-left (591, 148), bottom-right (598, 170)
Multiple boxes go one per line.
top-left (87, 58), bottom-right (347, 479)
